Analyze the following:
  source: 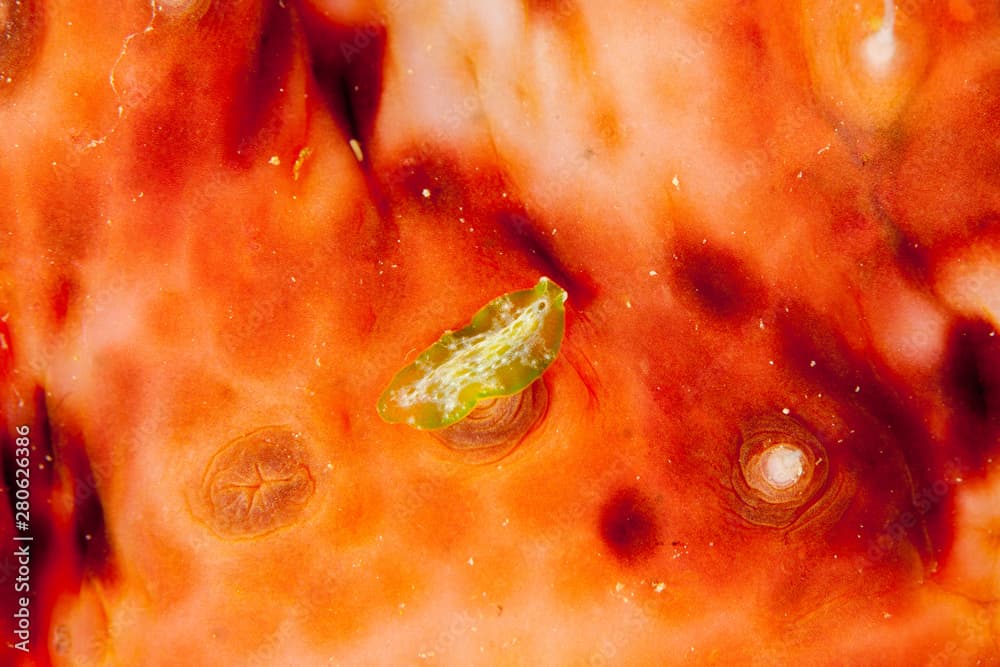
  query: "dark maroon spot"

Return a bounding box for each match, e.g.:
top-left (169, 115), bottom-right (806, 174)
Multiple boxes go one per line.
top-left (672, 241), bottom-right (765, 319)
top-left (599, 488), bottom-right (660, 563)
top-left (942, 317), bottom-right (1000, 467)
top-left (944, 318), bottom-right (999, 420)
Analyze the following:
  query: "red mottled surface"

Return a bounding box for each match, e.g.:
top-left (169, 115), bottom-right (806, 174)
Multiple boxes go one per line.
top-left (1, 0), bottom-right (999, 665)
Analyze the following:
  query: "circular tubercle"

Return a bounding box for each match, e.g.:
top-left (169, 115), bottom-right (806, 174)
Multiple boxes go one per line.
top-left (198, 426), bottom-right (315, 539)
top-left (731, 415), bottom-right (828, 527)
top-left (432, 378), bottom-right (548, 463)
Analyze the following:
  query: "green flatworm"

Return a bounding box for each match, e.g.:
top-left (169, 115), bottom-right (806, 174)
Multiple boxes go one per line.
top-left (377, 277), bottom-right (567, 430)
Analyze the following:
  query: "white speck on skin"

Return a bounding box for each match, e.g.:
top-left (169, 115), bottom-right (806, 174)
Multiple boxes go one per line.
top-left (421, 188), bottom-right (431, 198)
top-left (649, 270), bottom-right (658, 276)
top-left (782, 407), bottom-right (791, 415)
top-left (268, 155), bottom-right (281, 166)
top-left (292, 146), bottom-right (312, 180)
top-left (672, 174), bottom-right (680, 189)
top-left (349, 138), bottom-right (364, 162)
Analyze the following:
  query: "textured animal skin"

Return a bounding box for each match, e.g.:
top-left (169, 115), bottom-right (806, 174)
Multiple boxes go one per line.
top-left (1, 0), bottom-right (999, 665)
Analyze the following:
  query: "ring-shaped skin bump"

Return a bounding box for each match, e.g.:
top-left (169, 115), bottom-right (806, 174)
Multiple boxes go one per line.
top-left (199, 426), bottom-right (315, 539)
top-left (0, 0), bottom-right (43, 96)
top-left (431, 378), bottom-right (549, 464)
top-left (747, 443), bottom-right (809, 497)
top-left (730, 414), bottom-right (830, 528)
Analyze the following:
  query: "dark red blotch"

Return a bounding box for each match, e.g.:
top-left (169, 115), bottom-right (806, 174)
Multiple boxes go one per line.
top-left (599, 487), bottom-right (660, 564)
